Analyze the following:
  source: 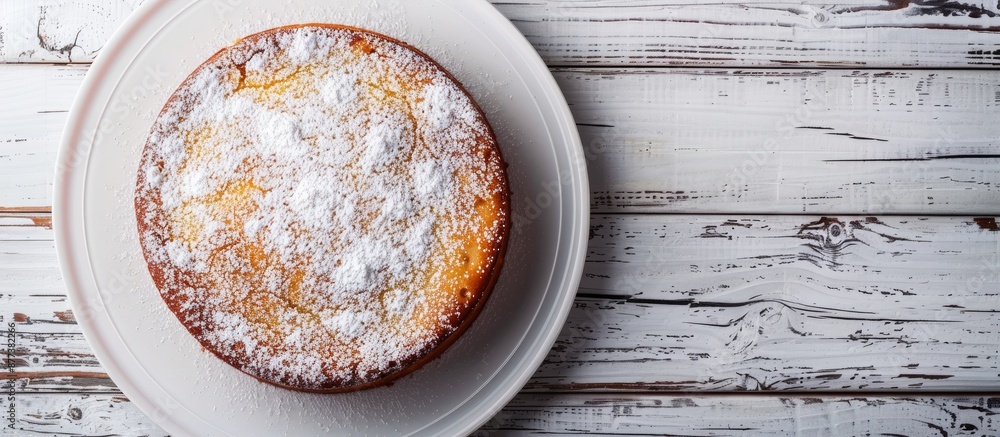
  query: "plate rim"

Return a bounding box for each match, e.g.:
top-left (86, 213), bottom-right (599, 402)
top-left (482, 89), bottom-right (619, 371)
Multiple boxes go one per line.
top-left (53, 0), bottom-right (589, 435)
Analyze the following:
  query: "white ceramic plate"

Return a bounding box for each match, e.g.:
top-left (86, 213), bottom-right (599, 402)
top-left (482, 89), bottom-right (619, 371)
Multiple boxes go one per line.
top-left (53, 0), bottom-right (587, 435)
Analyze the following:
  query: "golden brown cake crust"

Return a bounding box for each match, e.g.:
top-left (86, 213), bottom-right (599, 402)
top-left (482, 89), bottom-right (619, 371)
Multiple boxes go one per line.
top-left (135, 24), bottom-right (509, 392)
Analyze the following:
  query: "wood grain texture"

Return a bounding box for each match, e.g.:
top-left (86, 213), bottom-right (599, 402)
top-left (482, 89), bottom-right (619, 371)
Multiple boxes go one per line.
top-left (6, 66), bottom-right (1000, 214)
top-left (530, 215), bottom-right (1000, 391)
top-left (10, 394), bottom-right (166, 436)
top-left (4, 0), bottom-right (1000, 67)
top-left (9, 393), bottom-right (999, 436)
top-left (5, 215), bottom-right (1000, 394)
top-left (557, 68), bottom-right (1000, 214)
top-left (0, 64), bottom-right (88, 210)
top-left (0, 0), bottom-right (143, 63)
top-left (496, 0), bottom-right (1000, 68)
top-left (474, 394), bottom-right (1000, 436)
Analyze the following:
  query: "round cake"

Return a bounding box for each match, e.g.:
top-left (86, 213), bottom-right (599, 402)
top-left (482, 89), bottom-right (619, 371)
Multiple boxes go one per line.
top-left (134, 24), bottom-right (510, 392)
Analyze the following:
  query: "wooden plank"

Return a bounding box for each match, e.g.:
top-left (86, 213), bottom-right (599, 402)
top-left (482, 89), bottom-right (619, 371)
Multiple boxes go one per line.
top-left (6, 65), bottom-right (1000, 214)
top-left (0, 216), bottom-right (64, 304)
top-left (9, 393), bottom-right (998, 436)
top-left (0, 65), bottom-right (88, 209)
top-left (496, 0), bottom-right (1000, 68)
top-left (4, 0), bottom-right (1000, 67)
top-left (9, 393), bottom-right (166, 436)
top-left (0, 214), bottom-right (53, 239)
top-left (475, 394), bottom-right (1000, 436)
top-left (0, 0), bottom-right (143, 63)
top-left (528, 215), bottom-right (1000, 391)
top-left (557, 68), bottom-right (1000, 214)
top-left (5, 215), bottom-right (1000, 393)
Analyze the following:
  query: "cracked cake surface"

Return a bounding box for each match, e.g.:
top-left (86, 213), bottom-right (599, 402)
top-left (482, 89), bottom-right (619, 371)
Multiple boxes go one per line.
top-left (134, 24), bottom-right (509, 392)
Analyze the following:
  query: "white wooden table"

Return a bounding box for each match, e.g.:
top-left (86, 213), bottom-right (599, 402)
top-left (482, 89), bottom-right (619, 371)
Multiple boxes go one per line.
top-left (3, 1), bottom-right (1000, 435)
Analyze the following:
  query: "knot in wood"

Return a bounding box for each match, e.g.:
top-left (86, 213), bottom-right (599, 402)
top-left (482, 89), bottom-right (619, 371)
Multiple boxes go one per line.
top-left (796, 217), bottom-right (858, 270)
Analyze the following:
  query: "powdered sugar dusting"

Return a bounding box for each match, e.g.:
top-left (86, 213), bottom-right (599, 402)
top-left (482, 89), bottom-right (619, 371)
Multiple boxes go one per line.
top-left (135, 25), bottom-right (508, 390)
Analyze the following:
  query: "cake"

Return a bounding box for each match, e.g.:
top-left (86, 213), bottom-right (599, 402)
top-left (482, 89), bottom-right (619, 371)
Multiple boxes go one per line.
top-left (134, 24), bottom-right (510, 392)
